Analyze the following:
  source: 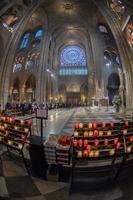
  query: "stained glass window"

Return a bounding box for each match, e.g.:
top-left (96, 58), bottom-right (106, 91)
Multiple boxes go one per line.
top-left (60, 45), bottom-right (86, 67)
top-left (19, 32), bottom-right (30, 49)
top-left (59, 45), bottom-right (88, 76)
top-left (35, 29), bottom-right (43, 38)
top-left (13, 63), bottom-right (23, 72)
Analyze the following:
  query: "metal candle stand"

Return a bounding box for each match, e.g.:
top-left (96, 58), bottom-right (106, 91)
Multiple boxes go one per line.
top-left (0, 117), bottom-right (32, 175)
top-left (71, 121), bottom-right (133, 186)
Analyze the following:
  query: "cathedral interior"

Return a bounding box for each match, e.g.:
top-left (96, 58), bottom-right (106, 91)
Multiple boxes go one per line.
top-left (0, 0), bottom-right (133, 200)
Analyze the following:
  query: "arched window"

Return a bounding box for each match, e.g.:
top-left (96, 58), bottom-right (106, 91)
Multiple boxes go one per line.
top-left (35, 29), bottom-right (43, 39)
top-left (59, 45), bottom-right (88, 76)
top-left (99, 25), bottom-right (108, 33)
top-left (13, 63), bottom-right (23, 72)
top-left (19, 32), bottom-right (30, 49)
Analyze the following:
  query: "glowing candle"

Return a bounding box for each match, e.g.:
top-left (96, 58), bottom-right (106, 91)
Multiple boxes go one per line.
top-left (107, 130), bottom-right (112, 136)
top-left (84, 131), bottom-right (89, 137)
top-left (94, 150), bottom-right (100, 157)
top-left (74, 131), bottom-right (79, 137)
top-left (99, 131), bottom-right (103, 136)
top-left (89, 131), bottom-right (93, 137)
top-left (77, 151), bottom-right (82, 158)
top-left (109, 149), bottom-right (115, 156)
top-left (79, 123), bottom-right (83, 129)
top-left (123, 129), bottom-right (127, 135)
top-left (127, 146), bottom-right (132, 153)
top-left (88, 123), bottom-right (92, 129)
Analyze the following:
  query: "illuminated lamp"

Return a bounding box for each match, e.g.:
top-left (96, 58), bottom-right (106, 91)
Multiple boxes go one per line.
top-left (104, 139), bottom-right (109, 146)
top-left (84, 131), bottom-right (89, 137)
top-left (89, 131), bottom-right (93, 137)
top-left (74, 131), bottom-right (79, 137)
top-left (127, 146), bottom-right (132, 153)
top-left (77, 151), bottom-right (82, 158)
top-left (88, 123), bottom-right (93, 129)
top-left (109, 149), bottom-right (115, 156)
top-left (123, 129), bottom-right (127, 135)
top-left (102, 121), bottom-right (106, 128)
top-left (99, 131), bottom-right (103, 136)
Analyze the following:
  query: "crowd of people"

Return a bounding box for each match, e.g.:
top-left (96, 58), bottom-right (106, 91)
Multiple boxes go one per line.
top-left (4, 101), bottom-right (74, 115)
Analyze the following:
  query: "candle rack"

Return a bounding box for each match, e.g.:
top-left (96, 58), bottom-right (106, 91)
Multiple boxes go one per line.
top-left (0, 116), bottom-right (32, 175)
top-left (71, 121), bottom-right (133, 185)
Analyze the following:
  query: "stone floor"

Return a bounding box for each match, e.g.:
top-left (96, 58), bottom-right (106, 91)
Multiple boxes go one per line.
top-left (1, 107), bottom-right (133, 200)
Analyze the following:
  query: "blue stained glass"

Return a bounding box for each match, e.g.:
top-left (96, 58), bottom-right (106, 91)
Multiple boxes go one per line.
top-left (20, 32), bottom-right (30, 49)
top-left (60, 45), bottom-right (86, 67)
top-left (35, 29), bottom-right (43, 38)
top-left (59, 68), bottom-right (88, 76)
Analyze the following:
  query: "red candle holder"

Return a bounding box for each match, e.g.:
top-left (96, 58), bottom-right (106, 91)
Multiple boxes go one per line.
top-left (102, 121), bottom-right (106, 128)
top-left (129, 136), bottom-right (133, 142)
top-left (104, 139), bottom-right (109, 146)
top-left (93, 130), bottom-right (99, 137)
top-left (75, 123), bottom-right (79, 129)
top-left (78, 139), bottom-right (83, 147)
top-left (110, 121), bottom-right (114, 127)
top-left (84, 140), bottom-right (88, 147)
top-left (93, 122), bottom-right (98, 129)
top-left (114, 138), bottom-right (119, 145)
top-left (86, 145), bottom-right (91, 153)
top-left (83, 150), bottom-right (88, 158)
top-left (116, 142), bottom-right (121, 149)
top-left (94, 139), bottom-right (99, 147)
top-left (73, 139), bottom-right (78, 147)
top-left (125, 121), bottom-right (129, 126)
